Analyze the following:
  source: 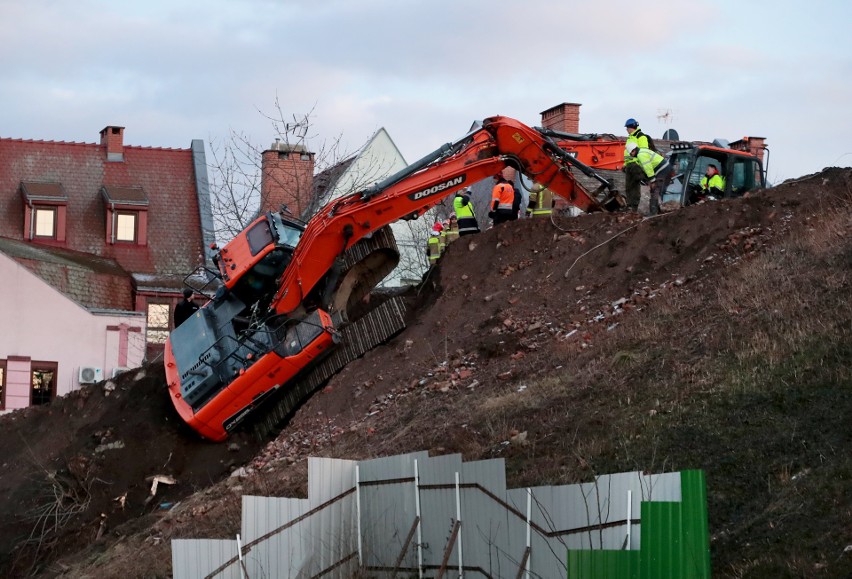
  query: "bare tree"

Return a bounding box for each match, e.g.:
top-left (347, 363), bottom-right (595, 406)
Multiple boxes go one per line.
top-left (208, 98), bottom-right (464, 287)
top-left (206, 129), bottom-right (262, 241)
top-left (208, 98), bottom-right (356, 243)
top-left (387, 217), bottom-right (435, 285)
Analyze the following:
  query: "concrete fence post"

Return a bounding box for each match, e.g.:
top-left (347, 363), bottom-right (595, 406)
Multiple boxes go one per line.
top-left (415, 460), bottom-right (424, 578)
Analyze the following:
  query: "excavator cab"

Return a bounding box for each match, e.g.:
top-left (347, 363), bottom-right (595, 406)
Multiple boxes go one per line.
top-left (165, 212), bottom-right (321, 439)
top-left (218, 213), bottom-right (304, 311)
top-left (663, 143), bottom-right (765, 207)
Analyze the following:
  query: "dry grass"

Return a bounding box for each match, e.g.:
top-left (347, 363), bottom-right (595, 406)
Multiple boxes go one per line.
top-left (458, 189), bottom-right (852, 575)
top-left (55, 175), bottom-right (852, 578)
top-left (713, 201), bottom-right (851, 393)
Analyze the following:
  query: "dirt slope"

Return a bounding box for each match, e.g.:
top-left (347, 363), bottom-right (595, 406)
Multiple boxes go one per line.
top-left (0, 366), bottom-right (263, 577)
top-left (0, 168), bottom-right (849, 578)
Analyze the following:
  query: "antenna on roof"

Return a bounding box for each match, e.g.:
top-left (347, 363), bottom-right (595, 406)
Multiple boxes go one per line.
top-left (662, 128), bottom-right (680, 141)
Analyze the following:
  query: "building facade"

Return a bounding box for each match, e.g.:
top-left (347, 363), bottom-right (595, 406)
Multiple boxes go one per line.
top-left (0, 126), bottom-right (215, 409)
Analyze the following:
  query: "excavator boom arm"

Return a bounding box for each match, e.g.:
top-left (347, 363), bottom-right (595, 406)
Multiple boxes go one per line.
top-left (271, 115), bottom-right (615, 315)
top-left (165, 115), bottom-right (621, 442)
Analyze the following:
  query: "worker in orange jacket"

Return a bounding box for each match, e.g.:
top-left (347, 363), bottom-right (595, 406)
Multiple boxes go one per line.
top-left (488, 174), bottom-right (516, 226)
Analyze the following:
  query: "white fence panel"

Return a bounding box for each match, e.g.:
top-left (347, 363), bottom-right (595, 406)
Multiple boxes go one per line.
top-left (242, 496), bottom-right (312, 578)
top-left (172, 453), bottom-right (690, 579)
top-left (358, 451), bottom-right (426, 570)
top-left (171, 539), bottom-right (240, 579)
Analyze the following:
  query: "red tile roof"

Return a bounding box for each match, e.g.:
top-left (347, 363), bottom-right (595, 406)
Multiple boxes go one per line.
top-left (0, 134), bottom-right (208, 306)
top-left (101, 185), bottom-right (149, 205)
top-left (0, 236), bottom-right (134, 311)
top-left (21, 181), bottom-right (68, 202)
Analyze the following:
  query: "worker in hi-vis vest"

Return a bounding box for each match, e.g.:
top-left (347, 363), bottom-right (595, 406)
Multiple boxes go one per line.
top-left (453, 188), bottom-right (480, 235)
top-left (700, 164), bottom-right (725, 199)
top-left (625, 141), bottom-right (671, 216)
top-left (489, 174), bottom-right (516, 225)
top-left (426, 230), bottom-right (441, 264)
top-left (444, 215), bottom-right (460, 244)
top-left (623, 118), bottom-right (651, 211)
top-left (526, 183), bottom-right (554, 218)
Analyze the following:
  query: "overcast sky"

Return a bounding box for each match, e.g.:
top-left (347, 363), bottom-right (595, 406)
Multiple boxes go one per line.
top-left (2, 0), bottom-right (851, 184)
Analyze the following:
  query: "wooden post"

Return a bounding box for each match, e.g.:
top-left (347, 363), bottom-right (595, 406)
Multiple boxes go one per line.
top-left (435, 520), bottom-right (461, 579)
top-left (390, 516), bottom-right (421, 579)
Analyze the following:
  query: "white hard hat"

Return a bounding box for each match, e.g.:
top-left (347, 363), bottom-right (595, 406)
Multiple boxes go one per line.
top-left (625, 142), bottom-right (638, 154)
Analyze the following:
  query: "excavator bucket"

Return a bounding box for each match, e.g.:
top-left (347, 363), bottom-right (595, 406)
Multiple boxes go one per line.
top-left (330, 226), bottom-right (400, 317)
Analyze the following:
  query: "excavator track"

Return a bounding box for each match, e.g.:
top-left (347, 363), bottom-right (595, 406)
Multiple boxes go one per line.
top-left (329, 226), bottom-right (401, 314)
top-left (249, 295), bottom-right (406, 440)
top-left (247, 227), bottom-right (406, 440)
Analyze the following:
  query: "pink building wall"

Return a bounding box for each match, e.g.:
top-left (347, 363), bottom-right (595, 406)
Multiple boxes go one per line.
top-left (0, 253), bottom-right (146, 411)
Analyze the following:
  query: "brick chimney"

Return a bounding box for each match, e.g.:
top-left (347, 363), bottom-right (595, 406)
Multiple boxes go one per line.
top-left (540, 102), bottom-right (582, 134)
top-left (261, 141), bottom-right (315, 217)
top-left (730, 136), bottom-right (767, 166)
top-left (100, 126), bottom-right (125, 162)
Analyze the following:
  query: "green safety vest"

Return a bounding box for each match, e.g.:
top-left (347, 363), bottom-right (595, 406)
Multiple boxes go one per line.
top-left (454, 195), bottom-right (476, 219)
top-left (444, 224), bottom-right (459, 244)
top-left (700, 174), bottom-right (725, 193)
top-left (527, 186), bottom-right (554, 216)
top-left (635, 148), bottom-right (665, 179)
top-left (427, 236), bottom-right (441, 262)
top-left (624, 129), bottom-right (649, 165)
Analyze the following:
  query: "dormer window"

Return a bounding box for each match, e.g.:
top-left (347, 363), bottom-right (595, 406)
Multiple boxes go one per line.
top-left (101, 186), bottom-right (149, 245)
top-left (21, 182), bottom-right (68, 242)
top-left (34, 207), bottom-right (57, 237)
top-left (115, 211), bottom-right (138, 242)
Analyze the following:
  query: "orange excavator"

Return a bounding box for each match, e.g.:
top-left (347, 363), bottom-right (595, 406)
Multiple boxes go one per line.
top-left (165, 115), bottom-right (624, 441)
top-left (538, 127), bottom-right (625, 171)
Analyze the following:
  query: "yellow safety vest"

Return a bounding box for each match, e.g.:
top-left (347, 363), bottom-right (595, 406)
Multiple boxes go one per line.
top-left (427, 236), bottom-right (441, 262)
top-left (528, 186), bottom-right (554, 217)
top-left (454, 195), bottom-right (476, 219)
top-left (444, 223), bottom-right (459, 244)
top-left (624, 129), bottom-right (649, 166)
top-left (700, 174), bottom-right (725, 193)
top-left (635, 148), bottom-right (666, 179)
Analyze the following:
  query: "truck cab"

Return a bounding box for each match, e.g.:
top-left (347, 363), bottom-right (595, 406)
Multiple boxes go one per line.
top-left (662, 143), bottom-right (765, 207)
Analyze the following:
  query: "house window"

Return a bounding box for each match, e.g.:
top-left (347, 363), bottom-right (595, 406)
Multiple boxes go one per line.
top-left (0, 360), bottom-right (6, 410)
top-left (115, 211), bottom-right (138, 242)
top-left (147, 303), bottom-right (171, 344)
top-left (21, 182), bottom-right (68, 242)
top-left (101, 185), bottom-right (149, 246)
top-left (34, 206), bottom-right (57, 238)
top-left (31, 362), bottom-right (57, 406)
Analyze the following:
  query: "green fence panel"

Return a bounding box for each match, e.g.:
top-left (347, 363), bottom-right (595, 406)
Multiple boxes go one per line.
top-left (680, 470), bottom-right (711, 579)
top-left (567, 549), bottom-right (639, 578)
top-left (640, 501), bottom-right (684, 578)
top-left (566, 470), bottom-right (710, 579)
